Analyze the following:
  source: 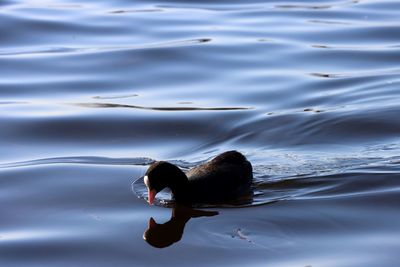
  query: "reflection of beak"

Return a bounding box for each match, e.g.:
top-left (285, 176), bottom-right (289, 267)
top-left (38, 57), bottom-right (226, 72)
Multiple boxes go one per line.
top-left (148, 189), bottom-right (157, 205)
top-left (148, 217), bottom-right (157, 228)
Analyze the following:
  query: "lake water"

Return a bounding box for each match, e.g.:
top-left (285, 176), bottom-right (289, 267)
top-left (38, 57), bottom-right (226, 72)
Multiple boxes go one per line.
top-left (1, 0), bottom-right (400, 266)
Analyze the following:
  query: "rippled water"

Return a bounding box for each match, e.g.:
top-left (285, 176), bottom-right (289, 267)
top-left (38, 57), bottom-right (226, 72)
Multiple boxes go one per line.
top-left (1, 0), bottom-right (400, 266)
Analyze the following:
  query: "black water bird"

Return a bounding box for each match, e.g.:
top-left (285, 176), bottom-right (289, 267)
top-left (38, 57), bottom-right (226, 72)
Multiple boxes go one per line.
top-left (144, 150), bottom-right (253, 205)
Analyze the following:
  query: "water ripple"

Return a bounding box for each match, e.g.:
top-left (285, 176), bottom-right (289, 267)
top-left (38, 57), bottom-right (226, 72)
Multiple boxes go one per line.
top-left (75, 102), bottom-right (252, 111)
top-left (0, 156), bottom-right (154, 169)
top-left (109, 8), bottom-right (164, 14)
top-left (0, 38), bottom-right (212, 57)
top-left (275, 0), bottom-right (360, 10)
top-left (310, 68), bottom-right (400, 79)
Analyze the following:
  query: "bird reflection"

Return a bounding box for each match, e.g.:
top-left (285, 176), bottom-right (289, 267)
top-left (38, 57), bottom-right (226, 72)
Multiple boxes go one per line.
top-left (143, 206), bottom-right (218, 248)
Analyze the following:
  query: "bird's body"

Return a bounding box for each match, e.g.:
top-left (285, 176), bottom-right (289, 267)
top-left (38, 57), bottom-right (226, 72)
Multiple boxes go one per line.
top-left (144, 151), bottom-right (253, 205)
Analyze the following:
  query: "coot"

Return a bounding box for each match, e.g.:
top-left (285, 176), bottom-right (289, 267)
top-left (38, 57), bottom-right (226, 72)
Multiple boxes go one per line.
top-left (144, 150), bottom-right (253, 205)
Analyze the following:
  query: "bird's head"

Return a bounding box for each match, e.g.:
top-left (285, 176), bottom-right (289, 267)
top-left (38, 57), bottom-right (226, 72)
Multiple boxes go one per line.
top-left (144, 161), bottom-right (185, 205)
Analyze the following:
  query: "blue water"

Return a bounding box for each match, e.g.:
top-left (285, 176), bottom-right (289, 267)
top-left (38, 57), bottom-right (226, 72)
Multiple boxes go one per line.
top-left (1, 0), bottom-right (400, 266)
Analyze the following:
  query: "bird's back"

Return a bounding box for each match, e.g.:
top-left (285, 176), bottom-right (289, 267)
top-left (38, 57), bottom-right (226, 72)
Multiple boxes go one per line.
top-left (185, 151), bottom-right (253, 202)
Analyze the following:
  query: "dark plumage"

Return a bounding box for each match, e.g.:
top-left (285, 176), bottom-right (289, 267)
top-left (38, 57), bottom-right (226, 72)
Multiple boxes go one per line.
top-left (144, 151), bottom-right (253, 205)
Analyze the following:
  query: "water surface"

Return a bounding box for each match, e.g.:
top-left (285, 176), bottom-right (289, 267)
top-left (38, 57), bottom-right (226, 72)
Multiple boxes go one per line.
top-left (1, 0), bottom-right (400, 266)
